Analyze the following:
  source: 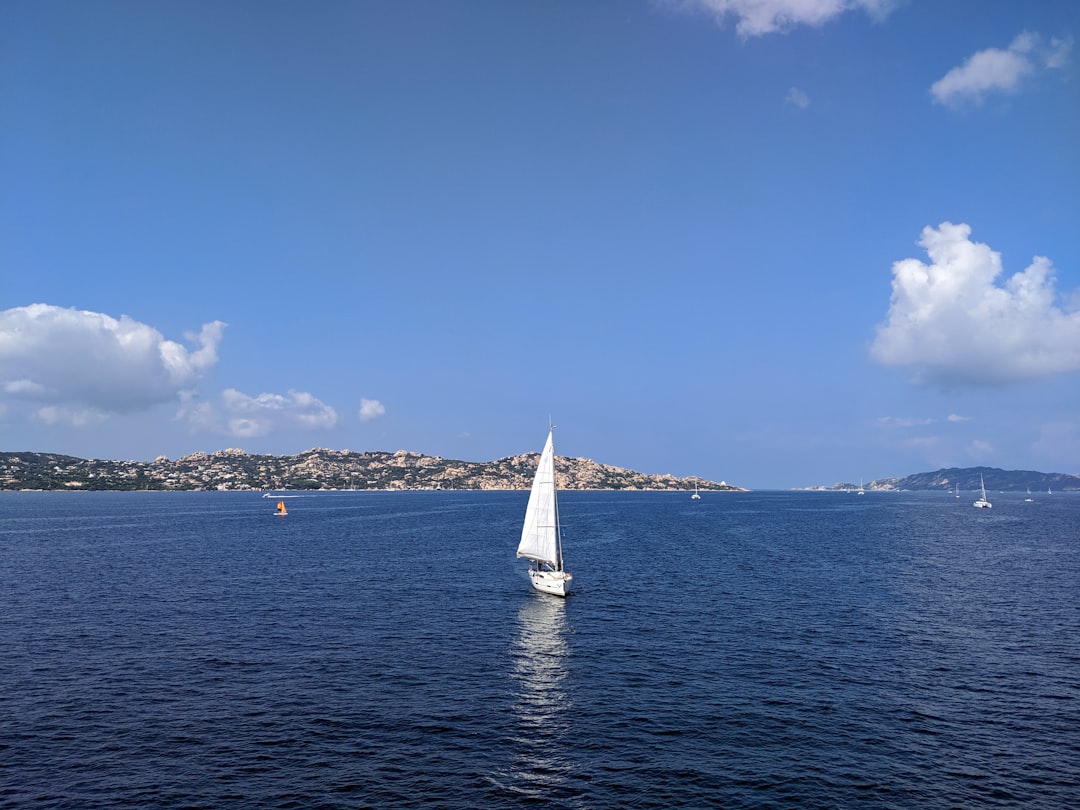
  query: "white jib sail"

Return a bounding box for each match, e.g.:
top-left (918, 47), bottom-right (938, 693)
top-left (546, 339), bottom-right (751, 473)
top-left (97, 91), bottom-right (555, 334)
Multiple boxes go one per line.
top-left (516, 430), bottom-right (559, 566)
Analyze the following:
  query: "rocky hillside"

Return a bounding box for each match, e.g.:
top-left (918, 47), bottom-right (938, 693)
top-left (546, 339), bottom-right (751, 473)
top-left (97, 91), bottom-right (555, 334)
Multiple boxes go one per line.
top-left (0, 448), bottom-right (747, 492)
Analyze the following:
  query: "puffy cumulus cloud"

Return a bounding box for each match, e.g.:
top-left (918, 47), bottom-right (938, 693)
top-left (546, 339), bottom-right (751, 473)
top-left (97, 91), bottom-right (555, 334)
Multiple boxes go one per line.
top-left (671, 0), bottom-right (896, 37)
top-left (182, 388), bottom-right (338, 438)
top-left (358, 398), bottom-right (386, 422)
top-left (0, 304), bottom-right (225, 426)
top-left (870, 223), bottom-right (1080, 387)
top-left (931, 32), bottom-right (1073, 107)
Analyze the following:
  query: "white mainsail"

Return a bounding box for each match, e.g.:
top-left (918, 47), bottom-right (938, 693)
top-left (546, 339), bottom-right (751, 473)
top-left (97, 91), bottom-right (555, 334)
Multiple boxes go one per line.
top-left (517, 428), bottom-right (571, 596)
top-left (973, 473), bottom-right (992, 508)
top-left (517, 430), bottom-right (560, 566)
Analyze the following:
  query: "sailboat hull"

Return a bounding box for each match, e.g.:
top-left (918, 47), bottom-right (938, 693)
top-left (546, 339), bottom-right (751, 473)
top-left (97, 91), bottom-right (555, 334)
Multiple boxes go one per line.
top-left (529, 569), bottom-right (572, 597)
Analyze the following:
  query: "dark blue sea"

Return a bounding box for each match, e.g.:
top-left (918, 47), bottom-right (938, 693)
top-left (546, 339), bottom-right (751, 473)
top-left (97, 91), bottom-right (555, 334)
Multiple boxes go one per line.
top-left (2, 490), bottom-right (1078, 808)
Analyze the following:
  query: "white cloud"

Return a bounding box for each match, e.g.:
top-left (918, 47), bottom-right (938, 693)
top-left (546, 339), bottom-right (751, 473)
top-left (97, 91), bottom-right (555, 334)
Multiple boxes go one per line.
top-left (931, 32), bottom-right (1072, 107)
top-left (786, 87), bottom-right (810, 108)
top-left (870, 223), bottom-right (1080, 387)
top-left (1044, 35), bottom-right (1074, 70)
top-left (183, 388), bottom-right (338, 438)
top-left (877, 416), bottom-right (935, 428)
top-left (946, 413), bottom-right (971, 423)
top-left (4, 379), bottom-right (47, 396)
top-left (358, 398), bottom-right (386, 422)
top-left (34, 406), bottom-right (108, 429)
top-left (0, 304), bottom-right (225, 423)
top-left (672, 0), bottom-right (896, 37)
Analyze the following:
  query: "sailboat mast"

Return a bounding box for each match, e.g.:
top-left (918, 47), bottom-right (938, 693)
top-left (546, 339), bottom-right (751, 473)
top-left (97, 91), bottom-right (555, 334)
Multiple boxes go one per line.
top-left (552, 425), bottom-right (563, 571)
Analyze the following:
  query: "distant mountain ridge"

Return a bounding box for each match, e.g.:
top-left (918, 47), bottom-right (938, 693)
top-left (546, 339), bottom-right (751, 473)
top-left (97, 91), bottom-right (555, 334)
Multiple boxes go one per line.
top-left (818, 466), bottom-right (1079, 492)
top-left (0, 448), bottom-right (747, 492)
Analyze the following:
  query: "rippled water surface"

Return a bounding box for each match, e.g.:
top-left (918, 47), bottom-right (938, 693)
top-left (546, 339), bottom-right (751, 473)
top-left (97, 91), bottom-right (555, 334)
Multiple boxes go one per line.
top-left (2, 490), bottom-right (1078, 808)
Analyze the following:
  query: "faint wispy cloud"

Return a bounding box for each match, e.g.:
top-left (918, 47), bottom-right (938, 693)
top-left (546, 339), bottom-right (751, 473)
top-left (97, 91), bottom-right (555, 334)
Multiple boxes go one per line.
top-left (899, 436), bottom-right (942, 451)
top-left (669, 0), bottom-right (898, 37)
top-left (931, 32), bottom-right (1073, 108)
top-left (786, 87), bottom-right (810, 108)
top-left (0, 303), bottom-right (224, 427)
top-left (183, 388), bottom-right (338, 438)
top-left (358, 398), bottom-right (386, 422)
top-left (946, 413), bottom-right (971, 423)
top-left (877, 416), bottom-right (935, 428)
top-left (1032, 420), bottom-right (1080, 467)
top-left (870, 222), bottom-right (1080, 387)
top-left (34, 406), bottom-right (108, 429)
top-left (1044, 35), bottom-right (1074, 69)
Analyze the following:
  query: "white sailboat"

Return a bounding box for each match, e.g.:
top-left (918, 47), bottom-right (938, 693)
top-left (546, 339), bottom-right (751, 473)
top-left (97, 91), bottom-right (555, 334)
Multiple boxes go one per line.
top-left (692, 484), bottom-right (701, 500)
top-left (973, 473), bottom-right (992, 509)
top-left (517, 427), bottom-right (572, 597)
top-left (954, 482), bottom-right (960, 498)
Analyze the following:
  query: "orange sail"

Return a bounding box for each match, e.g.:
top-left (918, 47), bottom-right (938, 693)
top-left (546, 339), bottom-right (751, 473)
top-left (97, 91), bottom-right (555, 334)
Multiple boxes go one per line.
top-left (276, 500), bottom-right (287, 516)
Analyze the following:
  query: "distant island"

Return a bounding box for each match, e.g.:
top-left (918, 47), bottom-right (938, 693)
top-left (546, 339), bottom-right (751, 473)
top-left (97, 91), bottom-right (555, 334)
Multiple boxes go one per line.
top-left (0, 448), bottom-right (748, 492)
top-left (804, 466), bottom-right (1079, 493)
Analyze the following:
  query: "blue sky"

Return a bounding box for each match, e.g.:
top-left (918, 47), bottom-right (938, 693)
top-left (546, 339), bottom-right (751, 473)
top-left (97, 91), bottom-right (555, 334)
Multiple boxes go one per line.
top-left (2, 0), bottom-right (1078, 489)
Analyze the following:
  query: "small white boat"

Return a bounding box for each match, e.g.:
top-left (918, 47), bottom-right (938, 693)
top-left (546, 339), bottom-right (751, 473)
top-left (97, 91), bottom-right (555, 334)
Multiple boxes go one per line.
top-left (516, 427), bottom-right (572, 596)
top-left (691, 485), bottom-right (701, 500)
top-left (973, 474), bottom-right (992, 509)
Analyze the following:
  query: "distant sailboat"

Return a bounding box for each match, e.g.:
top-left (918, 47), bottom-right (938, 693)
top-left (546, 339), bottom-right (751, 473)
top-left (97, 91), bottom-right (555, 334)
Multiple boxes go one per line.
top-left (1025, 487), bottom-right (1034, 502)
top-left (516, 427), bottom-right (572, 597)
top-left (692, 484), bottom-right (701, 500)
top-left (275, 499), bottom-right (288, 517)
top-left (858, 477), bottom-right (865, 495)
top-left (973, 474), bottom-right (992, 509)
top-left (954, 482), bottom-right (960, 498)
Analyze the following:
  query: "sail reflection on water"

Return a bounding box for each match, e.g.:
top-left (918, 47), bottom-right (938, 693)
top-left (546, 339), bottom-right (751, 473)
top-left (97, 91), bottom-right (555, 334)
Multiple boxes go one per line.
top-left (508, 594), bottom-right (577, 798)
